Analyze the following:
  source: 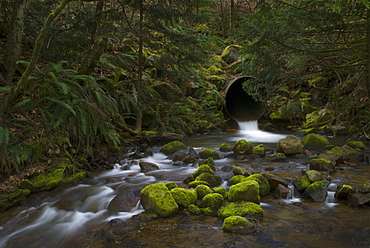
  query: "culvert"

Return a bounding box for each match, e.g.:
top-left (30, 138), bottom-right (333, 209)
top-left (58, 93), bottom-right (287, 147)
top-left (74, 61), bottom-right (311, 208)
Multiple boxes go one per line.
top-left (224, 77), bottom-right (265, 123)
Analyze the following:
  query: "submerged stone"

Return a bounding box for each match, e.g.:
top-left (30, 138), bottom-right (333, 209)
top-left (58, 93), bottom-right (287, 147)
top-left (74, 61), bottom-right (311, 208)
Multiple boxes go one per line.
top-left (222, 216), bottom-right (255, 234)
top-left (219, 201), bottom-right (264, 219)
top-left (140, 182), bottom-right (178, 217)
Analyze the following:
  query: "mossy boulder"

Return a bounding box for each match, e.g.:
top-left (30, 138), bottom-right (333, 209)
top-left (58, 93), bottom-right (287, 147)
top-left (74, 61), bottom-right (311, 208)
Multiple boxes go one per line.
top-left (195, 173), bottom-right (222, 187)
top-left (294, 175), bottom-right (311, 192)
top-left (309, 158), bottom-right (336, 172)
top-left (358, 180), bottom-right (370, 193)
top-left (334, 185), bottom-right (354, 200)
top-left (170, 188), bottom-right (197, 208)
top-left (188, 180), bottom-right (210, 188)
top-left (140, 182), bottom-right (179, 217)
top-left (0, 189), bottom-right (31, 212)
top-left (232, 166), bottom-right (252, 176)
top-left (199, 149), bottom-right (221, 160)
top-left (159, 141), bottom-right (187, 156)
top-left (220, 143), bottom-right (232, 152)
top-left (192, 164), bottom-right (215, 178)
top-left (165, 182), bottom-right (178, 190)
top-left (213, 187), bottom-right (226, 198)
top-left (346, 140), bottom-right (366, 150)
top-left (201, 193), bottom-right (224, 210)
top-left (245, 174), bottom-right (270, 197)
top-left (253, 144), bottom-right (266, 157)
top-left (276, 135), bottom-right (304, 156)
top-left (232, 139), bottom-right (254, 156)
top-left (228, 175), bottom-right (248, 185)
top-left (265, 152), bottom-right (287, 162)
top-left (305, 170), bottom-right (322, 183)
top-left (222, 216), bottom-right (255, 234)
top-left (301, 133), bottom-right (330, 148)
top-left (195, 184), bottom-right (213, 199)
top-left (198, 157), bottom-right (216, 171)
top-left (303, 180), bottom-right (329, 202)
top-left (221, 45), bottom-right (242, 64)
top-left (228, 180), bottom-right (260, 204)
top-left (219, 201), bottom-right (264, 219)
top-left (187, 204), bottom-right (202, 215)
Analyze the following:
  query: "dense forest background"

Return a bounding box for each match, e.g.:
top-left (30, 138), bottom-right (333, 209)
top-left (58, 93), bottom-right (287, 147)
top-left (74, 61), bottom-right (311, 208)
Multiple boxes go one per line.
top-left (0, 0), bottom-right (370, 177)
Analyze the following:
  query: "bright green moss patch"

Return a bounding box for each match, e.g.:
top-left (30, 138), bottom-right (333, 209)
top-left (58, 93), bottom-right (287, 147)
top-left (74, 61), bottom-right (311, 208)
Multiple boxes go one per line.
top-left (201, 193), bottom-right (224, 210)
top-left (0, 189), bottom-right (31, 212)
top-left (219, 201), bottom-right (264, 219)
top-left (159, 141), bottom-right (187, 156)
top-left (195, 185), bottom-right (213, 199)
top-left (222, 216), bottom-right (255, 234)
top-left (199, 149), bottom-right (221, 159)
top-left (170, 188), bottom-right (197, 208)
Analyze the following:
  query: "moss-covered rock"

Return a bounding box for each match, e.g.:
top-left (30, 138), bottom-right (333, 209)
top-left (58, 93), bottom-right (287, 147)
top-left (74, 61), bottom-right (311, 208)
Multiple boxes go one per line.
top-left (192, 164), bottom-right (215, 178)
top-left (213, 187), bottom-right (226, 198)
top-left (221, 45), bottom-right (242, 64)
top-left (195, 184), bottom-right (213, 199)
top-left (199, 149), bottom-right (221, 160)
top-left (159, 141), bottom-right (187, 156)
top-left (219, 201), bottom-right (264, 219)
top-left (304, 108), bottom-right (333, 128)
top-left (276, 135), bottom-right (303, 156)
top-left (265, 152), bottom-right (287, 162)
top-left (170, 188), bottom-right (197, 208)
top-left (305, 170), bottom-right (322, 183)
top-left (228, 175), bottom-right (248, 185)
top-left (232, 139), bottom-right (253, 156)
top-left (140, 182), bottom-right (179, 217)
top-left (187, 204), bottom-right (202, 215)
top-left (220, 143), bottom-right (232, 152)
top-left (301, 133), bottom-right (330, 148)
top-left (309, 158), bottom-right (336, 172)
top-left (195, 173), bottom-right (222, 187)
top-left (165, 182), bottom-right (178, 190)
top-left (232, 166), bottom-right (252, 176)
top-left (358, 180), bottom-right (370, 193)
top-left (245, 174), bottom-right (270, 197)
top-left (346, 140), bottom-right (366, 150)
top-left (198, 157), bottom-right (216, 171)
top-left (294, 175), bottom-right (311, 192)
top-left (303, 180), bottom-right (329, 202)
top-left (228, 180), bottom-right (260, 204)
top-left (222, 216), bottom-right (255, 234)
top-left (201, 193), bottom-right (224, 210)
top-left (188, 180), bottom-right (210, 188)
top-left (334, 185), bottom-right (354, 200)
top-left (0, 189), bottom-right (31, 212)
top-left (253, 144), bottom-right (265, 157)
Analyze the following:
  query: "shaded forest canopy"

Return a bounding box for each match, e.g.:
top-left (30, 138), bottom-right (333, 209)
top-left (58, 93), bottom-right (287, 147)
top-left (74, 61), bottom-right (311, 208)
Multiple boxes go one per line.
top-left (0, 0), bottom-right (369, 176)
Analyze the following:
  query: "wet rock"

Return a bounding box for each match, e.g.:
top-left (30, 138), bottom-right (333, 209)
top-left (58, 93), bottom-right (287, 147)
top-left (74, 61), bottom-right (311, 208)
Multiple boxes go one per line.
top-left (140, 182), bottom-right (179, 217)
top-left (219, 201), bottom-right (263, 219)
top-left (277, 184), bottom-right (292, 199)
top-left (170, 188), bottom-right (197, 208)
top-left (228, 180), bottom-right (260, 204)
top-left (303, 180), bottom-right (329, 202)
top-left (220, 143), bottom-right (232, 152)
top-left (253, 144), bottom-right (266, 157)
top-left (305, 170), bottom-right (323, 183)
top-left (172, 161), bottom-right (185, 166)
top-left (222, 216), bottom-right (255, 234)
top-left (347, 192), bottom-right (370, 207)
top-left (221, 164), bottom-right (233, 172)
top-left (108, 188), bottom-right (141, 212)
top-left (358, 180), bottom-right (370, 193)
top-left (294, 175), bottom-right (311, 192)
top-left (232, 139), bottom-right (254, 156)
top-left (199, 149), bottom-right (221, 160)
top-left (199, 157), bottom-right (216, 171)
top-left (334, 185), bottom-right (354, 200)
top-left (317, 151), bottom-right (339, 164)
top-left (232, 166), bottom-right (252, 176)
top-left (301, 133), bottom-right (331, 148)
top-left (262, 173), bottom-right (289, 190)
top-left (346, 140), bottom-right (366, 150)
top-left (264, 152), bottom-right (287, 162)
top-left (159, 141), bottom-right (187, 156)
top-left (139, 161), bottom-right (160, 173)
top-left (309, 158), bottom-right (336, 172)
top-left (276, 135), bottom-right (304, 156)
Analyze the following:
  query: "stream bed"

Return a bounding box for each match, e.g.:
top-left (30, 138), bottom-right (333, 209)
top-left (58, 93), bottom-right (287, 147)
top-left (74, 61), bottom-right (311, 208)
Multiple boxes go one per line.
top-left (0, 122), bottom-right (369, 248)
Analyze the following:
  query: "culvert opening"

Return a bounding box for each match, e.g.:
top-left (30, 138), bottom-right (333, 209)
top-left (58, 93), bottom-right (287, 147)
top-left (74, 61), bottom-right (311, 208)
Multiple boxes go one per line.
top-left (225, 77), bottom-right (265, 123)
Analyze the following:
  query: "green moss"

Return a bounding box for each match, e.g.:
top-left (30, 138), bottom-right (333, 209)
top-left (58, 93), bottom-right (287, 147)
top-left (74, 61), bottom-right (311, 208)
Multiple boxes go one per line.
top-left (165, 182), bottom-right (178, 190)
top-left (0, 189), bottom-right (31, 212)
top-left (245, 174), bottom-right (270, 197)
top-left (253, 144), bottom-right (265, 156)
top-left (195, 173), bottom-right (222, 187)
top-left (346, 141), bottom-right (366, 150)
top-left (201, 193), bottom-right (224, 210)
top-left (195, 184), bottom-right (213, 199)
top-left (213, 187), bottom-right (226, 198)
top-left (159, 141), bottom-right (187, 156)
top-left (228, 180), bottom-right (260, 204)
top-left (192, 164), bottom-right (215, 178)
top-left (309, 158), bottom-right (336, 172)
top-left (232, 139), bottom-right (253, 155)
top-left (187, 204), bottom-right (201, 215)
top-left (219, 143), bottom-right (232, 152)
top-left (219, 201), bottom-right (264, 219)
top-left (222, 216), bottom-right (255, 234)
top-left (229, 175), bottom-right (248, 185)
top-left (295, 175), bottom-right (311, 192)
top-left (301, 133), bottom-right (330, 147)
top-left (170, 188), bottom-right (197, 208)
top-left (188, 180), bottom-right (210, 188)
top-left (328, 146), bottom-right (343, 156)
top-left (199, 149), bottom-right (221, 159)
top-left (198, 157), bottom-right (215, 171)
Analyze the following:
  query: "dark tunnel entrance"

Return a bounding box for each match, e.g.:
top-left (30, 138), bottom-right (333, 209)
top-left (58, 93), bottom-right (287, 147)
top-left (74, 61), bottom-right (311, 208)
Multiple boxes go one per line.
top-left (225, 77), bottom-right (265, 123)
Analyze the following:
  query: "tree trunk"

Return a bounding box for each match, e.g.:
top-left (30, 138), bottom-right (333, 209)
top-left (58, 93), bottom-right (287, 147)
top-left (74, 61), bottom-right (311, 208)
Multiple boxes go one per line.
top-left (135, 0), bottom-right (144, 133)
top-left (3, 0), bottom-right (27, 85)
top-left (2, 0), bottom-right (72, 113)
top-left (366, 8), bottom-right (370, 95)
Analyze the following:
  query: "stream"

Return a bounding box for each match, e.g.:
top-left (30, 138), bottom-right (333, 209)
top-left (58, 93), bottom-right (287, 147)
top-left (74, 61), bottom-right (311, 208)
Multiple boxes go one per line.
top-left (0, 121), bottom-right (369, 248)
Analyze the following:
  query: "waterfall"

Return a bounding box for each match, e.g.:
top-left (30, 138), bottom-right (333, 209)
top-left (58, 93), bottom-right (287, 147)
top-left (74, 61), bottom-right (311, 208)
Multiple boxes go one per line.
top-left (236, 120), bottom-right (287, 143)
top-left (286, 184), bottom-right (295, 199)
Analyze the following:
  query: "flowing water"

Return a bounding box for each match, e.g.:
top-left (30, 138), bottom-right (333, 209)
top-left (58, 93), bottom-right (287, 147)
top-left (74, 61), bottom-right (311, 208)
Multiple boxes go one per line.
top-left (0, 121), bottom-right (369, 248)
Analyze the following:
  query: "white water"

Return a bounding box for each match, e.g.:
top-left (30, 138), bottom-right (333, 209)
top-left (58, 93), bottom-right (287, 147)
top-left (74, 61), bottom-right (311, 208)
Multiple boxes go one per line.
top-left (237, 121), bottom-right (287, 143)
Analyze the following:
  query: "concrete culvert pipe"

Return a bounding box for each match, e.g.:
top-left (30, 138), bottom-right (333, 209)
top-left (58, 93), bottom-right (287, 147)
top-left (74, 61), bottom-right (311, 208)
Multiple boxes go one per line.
top-left (225, 77), bottom-right (265, 122)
